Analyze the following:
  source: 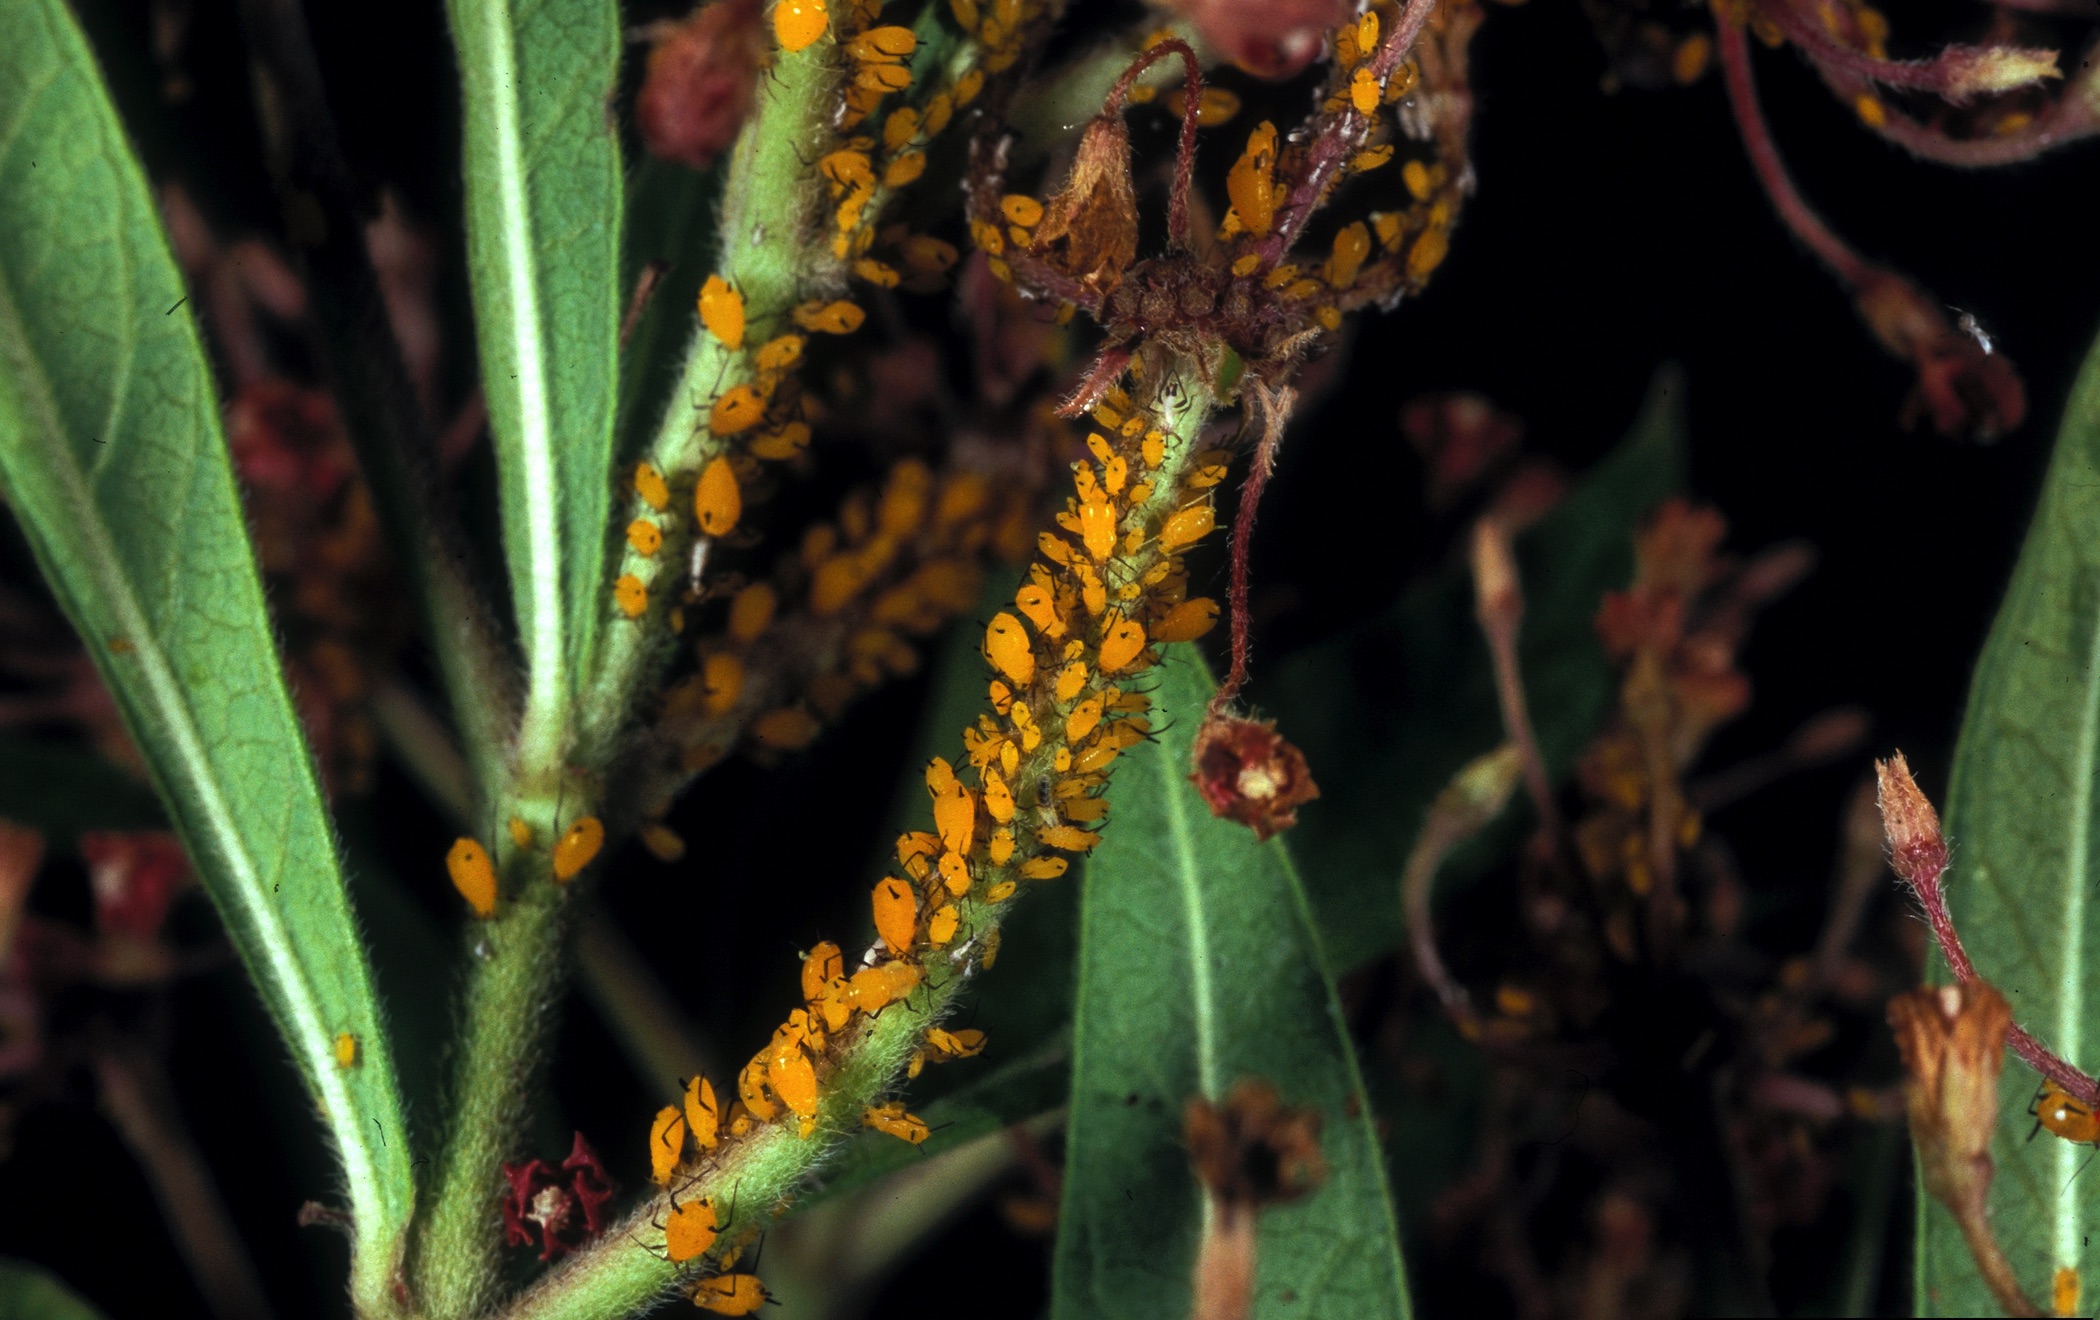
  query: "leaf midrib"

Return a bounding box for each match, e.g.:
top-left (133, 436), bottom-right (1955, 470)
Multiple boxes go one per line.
top-left (474, 0), bottom-right (564, 720)
top-left (1157, 717), bottom-right (1221, 1099)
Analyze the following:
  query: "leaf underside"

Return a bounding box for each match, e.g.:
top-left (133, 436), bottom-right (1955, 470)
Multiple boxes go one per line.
top-left (446, 0), bottom-right (623, 741)
top-left (0, 0), bottom-right (411, 1285)
top-left (1927, 324), bottom-right (2100, 1314)
top-left (1052, 648), bottom-right (1413, 1320)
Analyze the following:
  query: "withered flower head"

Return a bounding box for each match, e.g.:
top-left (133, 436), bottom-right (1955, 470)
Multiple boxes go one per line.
top-left (1886, 980), bottom-right (2008, 1215)
top-left (1190, 713), bottom-right (1320, 841)
top-left (1030, 113), bottom-right (1140, 298)
top-left (1157, 0), bottom-right (1348, 79)
top-left (1873, 752), bottom-right (1948, 892)
top-left (1184, 1078), bottom-right (1327, 1210)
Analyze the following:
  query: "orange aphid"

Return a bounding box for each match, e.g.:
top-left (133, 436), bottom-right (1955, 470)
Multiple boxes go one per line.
top-left (710, 384), bottom-right (766, 436)
top-left (801, 941), bottom-right (844, 1001)
top-left (508, 816), bottom-right (534, 849)
top-left (1021, 855), bottom-right (1069, 879)
top-left (698, 275), bottom-right (745, 349)
top-left (925, 756), bottom-right (960, 797)
top-left (1153, 597), bottom-right (1220, 643)
top-left (447, 838), bottom-right (498, 917)
top-left (614, 573), bottom-right (649, 619)
top-left (634, 461), bottom-right (672, 511)
top-left (988, 879), bottom-right (1017, 901)
top-left (752, 707), bottom-right (819, 749)
top-left (771, 0), bottom-right (828, 52)
top-left (1098, 616), bottom-right (1147, 672)
top-left (863, 1101), bottom-right (929, 1144)
top-left (933, 781), bottom-right (978, 856)
top-left (693, 1274), bottom-right (771, 1315)
top-left (768, 1039), bottom-right (820, 1119)
top-left (1349, 67), bottom-right (1380, 114)
top-left (982, 773), bottom-right (1015, 824)
top-left (1037, 824), bottom-right (1101, 851)
top-left (2035, 1081), bottom-right (2100, 1144)
top-left (1015, 582), bottom-right (1063, 638)
top-left (1055, 659), bottom-right (1088, 703)
top-left (552, 817), bottom-right (605, 881)
top-left (1159, 503), bottom-right (1214, 551)
top-left (685, 1075), bottom-right (721, 1150)
top-left (333, 1032), bottom-right (358, 1068)
top-left (1328, 222), bottom-right (1371, 289)
top-left (926, 1027), bottom-right (986, 1060)
top-left (664, 1198), bottom-right (719, 1263)
top-left (1226, 121), bottom-right (1278, 238)
top-left (1066, 696), bottom-right (1104, 744)
top-left (727, 582), bottom-right (778, 643)
top-left (649, 1105), bottom-right (688, 1184)
top-left (1078, 495), bottom-right (1118, 561)
top-left (927, 904), bottom-right (960, 946)
top-left (873, 875), bottom-right (918, 953)
top-left (988, 828), bottom-right (1016, 864)
top-left (700, 651), bottom-right (744, 716)
top-left (627, 519), bottom-right (664, 556)
top-left (791, 299), bottom-right (866, 334)
top-left (883, 152), bottom-right (927, 187)
top-left (694, 457), bottom-right (742, 537)
top-left (753, 333), bottom-right (806, 373)
top-left (985, 613), bottom-right (1035, 686)
top-left (738, 1057), bottom-right (779, 1121)
top-left (938, 851), bottom-right (972, 895)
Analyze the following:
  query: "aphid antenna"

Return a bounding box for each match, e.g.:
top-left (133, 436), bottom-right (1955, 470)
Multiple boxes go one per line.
top-left (2064, 1147), bottom-right (2099, 1196)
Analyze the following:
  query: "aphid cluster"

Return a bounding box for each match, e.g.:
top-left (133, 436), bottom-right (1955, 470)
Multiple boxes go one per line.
top-left (645, 456), bottom-right (1037, 820)
top-left (968, 2), bottom-right (1482, 412)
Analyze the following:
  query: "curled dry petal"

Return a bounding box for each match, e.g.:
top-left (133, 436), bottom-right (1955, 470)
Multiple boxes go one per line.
top-left (1888, 979), bottom-right (2008, 1214)
top-left (1032, 114), bottom-right (1141, 298)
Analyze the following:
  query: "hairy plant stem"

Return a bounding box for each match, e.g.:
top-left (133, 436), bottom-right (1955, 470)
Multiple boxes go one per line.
top-left (493, 360), bottom-right (1220, 1320)
top-left (578, 33), bottom-right (843, 761)
top-left (414, 864), bottom-right (576, 1320)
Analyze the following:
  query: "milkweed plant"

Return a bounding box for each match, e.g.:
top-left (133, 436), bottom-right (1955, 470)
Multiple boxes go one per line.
top-left (1, 0), bottom-right (2098, 1315)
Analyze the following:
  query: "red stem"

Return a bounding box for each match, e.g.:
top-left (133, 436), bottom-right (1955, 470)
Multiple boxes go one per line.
top-left (1253, 0), bottom-right (1440, 268)
top-left (1213, 381), bottom-right (1292, 710)
top-left (1755, 0), bottom-right (2052, 102)
top-left (1104, 38), bottom-right (1205, 251)
top-left (1907, 847), bottom-right (2100, 1107)
top-left (1714, 21), bottom-right (1873, 288)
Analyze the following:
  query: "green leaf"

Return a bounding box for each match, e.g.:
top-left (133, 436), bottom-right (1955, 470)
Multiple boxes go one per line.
top-left (1052, 648), bottom-right (1412, 1320)
top-left (1926, 327), bottom-right (2100, 1314)
top-left (0, 1258), bottom-right (109, 1320)
top-left (1260, 367), bottom-right (1686, 970)
top-left (0, 1), bottom-right (413, 1303)
top-left (0, 737), bottom-right (164, 844)
top-left (447, 0), bottom-right (623, 758)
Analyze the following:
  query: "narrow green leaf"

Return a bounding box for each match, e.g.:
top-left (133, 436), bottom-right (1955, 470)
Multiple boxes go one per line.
top-left (1261, 367), bottom-right (1686, 970)
top-left (447, 0), bottom-right (623, 757)
top-left (1052, 649), bottom-right (1412, 1320)
top-left (1926, 326), bottom-right (2100, 1314)
top-left (0, 0), bottom-right (412, 1302)
top-left (0, 1258), bottom-right (109, 1320)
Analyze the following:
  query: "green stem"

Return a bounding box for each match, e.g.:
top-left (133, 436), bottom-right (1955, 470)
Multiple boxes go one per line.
top-left (412, 861), bottom-right (576, 1320)
top-left (577, 33), bottom-right (843, 762)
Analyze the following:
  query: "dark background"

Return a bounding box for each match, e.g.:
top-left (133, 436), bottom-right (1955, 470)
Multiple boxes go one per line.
top-left (8, 0), bottom-right (2100, 1314)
